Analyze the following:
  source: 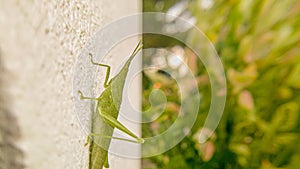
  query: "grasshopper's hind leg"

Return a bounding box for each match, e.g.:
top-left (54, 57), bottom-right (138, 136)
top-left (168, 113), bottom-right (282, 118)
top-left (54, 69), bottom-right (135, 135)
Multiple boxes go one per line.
top-left (88, 53), bottom-right (111, 88)
top-left (84, 133), bottom-right (143, 147)
top-left (99, 112), bottom-right (144, 144)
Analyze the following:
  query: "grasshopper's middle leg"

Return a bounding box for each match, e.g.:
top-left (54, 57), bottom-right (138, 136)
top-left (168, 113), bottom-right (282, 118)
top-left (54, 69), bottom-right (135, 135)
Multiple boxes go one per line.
top-left (89, 53), bottom-right (111, 88)
top-left (78, 90), bottom-right (98, 100)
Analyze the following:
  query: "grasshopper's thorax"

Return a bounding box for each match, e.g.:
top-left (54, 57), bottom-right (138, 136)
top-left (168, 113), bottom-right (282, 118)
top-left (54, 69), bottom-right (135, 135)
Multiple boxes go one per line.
top-left (98, 86), bottom-right (119, 118)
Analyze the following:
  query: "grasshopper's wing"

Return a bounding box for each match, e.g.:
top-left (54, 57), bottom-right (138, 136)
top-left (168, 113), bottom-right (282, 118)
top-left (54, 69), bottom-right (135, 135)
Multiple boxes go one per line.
top-left (89, 100), bottom-right (112, 169)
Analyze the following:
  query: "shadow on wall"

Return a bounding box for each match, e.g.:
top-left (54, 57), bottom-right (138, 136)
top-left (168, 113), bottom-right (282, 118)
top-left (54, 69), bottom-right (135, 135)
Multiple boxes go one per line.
top-left (0, 49), bottom-right (24, 169)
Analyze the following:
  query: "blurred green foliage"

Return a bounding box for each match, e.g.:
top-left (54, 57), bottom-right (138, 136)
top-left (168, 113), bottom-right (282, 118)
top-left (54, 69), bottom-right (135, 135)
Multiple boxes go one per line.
top-left (142, 0), bottom-right (300, 169)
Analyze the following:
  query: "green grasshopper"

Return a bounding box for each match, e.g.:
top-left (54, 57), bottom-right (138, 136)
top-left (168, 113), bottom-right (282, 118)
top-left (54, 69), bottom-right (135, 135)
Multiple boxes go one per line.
top-left (78, 40), bottom-right (144, 169)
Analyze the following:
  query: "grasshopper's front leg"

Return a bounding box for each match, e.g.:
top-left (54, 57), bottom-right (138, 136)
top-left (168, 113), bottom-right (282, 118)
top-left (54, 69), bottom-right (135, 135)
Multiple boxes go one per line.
top-left (89, 53), bottom-right (112, 88)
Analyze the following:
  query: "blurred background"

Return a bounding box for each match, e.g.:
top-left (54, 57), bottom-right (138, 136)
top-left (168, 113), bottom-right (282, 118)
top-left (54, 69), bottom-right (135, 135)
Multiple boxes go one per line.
top-left (142, 0), bottom-right (300, 169)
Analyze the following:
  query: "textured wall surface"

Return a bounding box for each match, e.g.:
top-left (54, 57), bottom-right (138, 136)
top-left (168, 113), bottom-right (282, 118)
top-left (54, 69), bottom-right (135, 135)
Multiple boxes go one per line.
top-left (0, 51), bottom-right (24, 169)
top-left (0, 0), bottom-right (139, 169)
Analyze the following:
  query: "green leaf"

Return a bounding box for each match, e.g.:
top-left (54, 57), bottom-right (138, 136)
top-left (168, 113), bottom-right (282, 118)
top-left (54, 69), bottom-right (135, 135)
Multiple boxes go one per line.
top-left (272, 102), bottom-right (299, 131)
top-left (287, 64), bottom-right (300, 89)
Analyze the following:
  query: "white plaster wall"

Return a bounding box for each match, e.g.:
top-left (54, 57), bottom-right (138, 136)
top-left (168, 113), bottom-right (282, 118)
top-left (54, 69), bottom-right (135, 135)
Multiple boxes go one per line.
top-left (0, 0), bottom-right (140, 169)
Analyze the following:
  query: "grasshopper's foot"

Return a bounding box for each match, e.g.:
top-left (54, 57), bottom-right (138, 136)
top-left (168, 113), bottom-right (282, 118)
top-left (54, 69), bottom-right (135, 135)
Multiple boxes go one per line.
top-left (84, 135), bottom-right (91, 147)
top-left (88, 53), bottom-right (94, 64)
top-left (137, 137), bottom-right (145, 144)
top-left (78, 90), bottom-right (84, 100)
